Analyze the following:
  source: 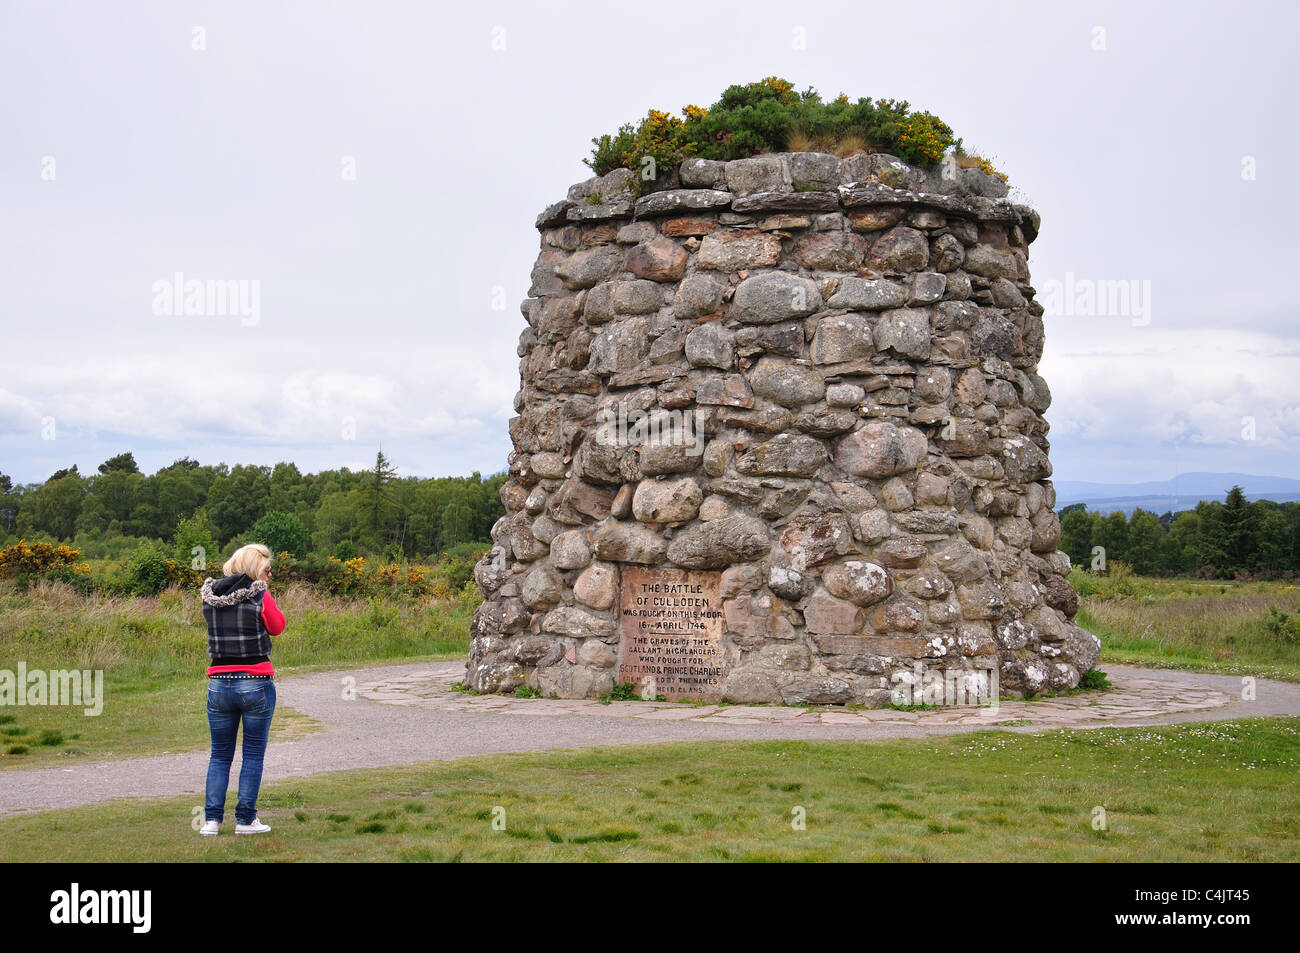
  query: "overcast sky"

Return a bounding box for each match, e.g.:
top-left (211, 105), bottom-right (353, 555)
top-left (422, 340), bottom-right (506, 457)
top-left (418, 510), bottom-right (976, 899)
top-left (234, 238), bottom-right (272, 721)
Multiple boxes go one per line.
top-left (2, 0), bottom-right (1296, 487)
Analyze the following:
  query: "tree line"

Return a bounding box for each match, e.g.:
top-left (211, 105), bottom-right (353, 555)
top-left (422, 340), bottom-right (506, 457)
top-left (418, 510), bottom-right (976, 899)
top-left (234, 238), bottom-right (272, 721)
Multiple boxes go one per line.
top-left (5, 456), bottom-right (1296, 578)
top-left (1059, 487), bottom-right (1300, 578)
top-left (0, 451), bottom-right (506, 561)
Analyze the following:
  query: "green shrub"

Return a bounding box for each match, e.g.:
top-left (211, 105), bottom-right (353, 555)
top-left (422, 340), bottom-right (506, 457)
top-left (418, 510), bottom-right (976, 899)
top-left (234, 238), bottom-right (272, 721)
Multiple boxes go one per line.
top-left (1068, 566), bottom-right (1097, 597)
top-left (123, 541), bottom-right (169, 596)
top-left (440, 554), bottom-right (479, 591)
top-left (247, 511), bottom-right (310, 559)
top-left (588, 125), bottom-right (636, 180)
top-left (365, 596), bottom-right (398, 629)
top-left (41, 563), bottom-right (96, 594)
top-left (333, 540), bottom-right (357, 560)
top-left (585, 77), bottom-right (977, 183)
top-left (173, 512), bottom-right (218, 571)
top-left (1106, 560), bottom-right (1137, 591)
top-left (602, 682), bottom-right (639, 702)
top-left (1070, 562), bottom-right (1141, 601)
top-left (1264, 606), bottom-right (1300, 644)
top-left (1077, 669), bottom-right (1112, 691)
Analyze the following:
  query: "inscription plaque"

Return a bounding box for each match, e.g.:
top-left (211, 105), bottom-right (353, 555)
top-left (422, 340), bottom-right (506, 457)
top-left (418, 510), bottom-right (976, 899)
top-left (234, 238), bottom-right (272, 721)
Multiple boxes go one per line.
top-left (617, 566), bottom-right (725, 702)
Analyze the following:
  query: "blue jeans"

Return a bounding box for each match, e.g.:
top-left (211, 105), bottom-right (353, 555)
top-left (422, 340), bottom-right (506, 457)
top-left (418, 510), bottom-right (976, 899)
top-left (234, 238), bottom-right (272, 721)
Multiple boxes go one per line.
top-left (205, 677), bottom-right (276, 824)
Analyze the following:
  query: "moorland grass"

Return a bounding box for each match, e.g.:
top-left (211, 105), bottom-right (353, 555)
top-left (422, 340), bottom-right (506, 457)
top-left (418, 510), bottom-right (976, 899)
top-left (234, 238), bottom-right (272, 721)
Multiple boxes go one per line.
top-left (1074, 576), bottom-right (1300, 681)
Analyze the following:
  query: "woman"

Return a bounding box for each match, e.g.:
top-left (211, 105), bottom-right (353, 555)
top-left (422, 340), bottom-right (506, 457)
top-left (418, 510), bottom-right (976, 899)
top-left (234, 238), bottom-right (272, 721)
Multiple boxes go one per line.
top-left (198, 543), bottom-right (286, 836)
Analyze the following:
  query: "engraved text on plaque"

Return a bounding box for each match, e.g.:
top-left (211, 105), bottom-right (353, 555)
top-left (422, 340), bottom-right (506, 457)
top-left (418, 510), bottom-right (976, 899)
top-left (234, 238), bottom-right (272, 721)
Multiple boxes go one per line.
top-left (617, 566), bottom-right (725, 702)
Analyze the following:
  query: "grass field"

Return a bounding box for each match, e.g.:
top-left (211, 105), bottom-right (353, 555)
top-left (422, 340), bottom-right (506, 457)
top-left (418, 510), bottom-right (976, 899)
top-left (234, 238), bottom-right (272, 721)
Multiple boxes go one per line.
top-left (1071, 572), bottom-right (1300, 682)
top-left (1, 719), bottom-right (1296, 862)
top-left (0, 580), bottom-right (476, 768)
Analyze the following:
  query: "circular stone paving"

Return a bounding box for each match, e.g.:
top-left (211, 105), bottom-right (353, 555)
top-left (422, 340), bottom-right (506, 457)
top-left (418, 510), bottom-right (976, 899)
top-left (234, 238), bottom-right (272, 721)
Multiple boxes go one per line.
top-left (361, 661), bottom-right (1238, 729)
top-left (2, 660), bottom-right (1293, 818)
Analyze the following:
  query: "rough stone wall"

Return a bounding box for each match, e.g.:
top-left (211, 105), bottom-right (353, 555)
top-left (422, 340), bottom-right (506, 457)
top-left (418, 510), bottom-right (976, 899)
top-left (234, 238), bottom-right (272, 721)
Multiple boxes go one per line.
top-left (467, 150), bottom-right (1101, 705)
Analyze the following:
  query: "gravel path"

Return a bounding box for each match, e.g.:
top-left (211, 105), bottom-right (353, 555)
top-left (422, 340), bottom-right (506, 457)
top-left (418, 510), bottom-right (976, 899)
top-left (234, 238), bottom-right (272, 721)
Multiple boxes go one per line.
top-left (1, 661), bottom-right (1295, 817)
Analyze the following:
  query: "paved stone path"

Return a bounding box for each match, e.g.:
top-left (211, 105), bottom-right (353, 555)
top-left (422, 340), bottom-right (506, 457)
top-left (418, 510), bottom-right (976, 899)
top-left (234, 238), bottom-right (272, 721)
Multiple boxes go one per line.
top-left (1, 661), bottom-right (1295, 817)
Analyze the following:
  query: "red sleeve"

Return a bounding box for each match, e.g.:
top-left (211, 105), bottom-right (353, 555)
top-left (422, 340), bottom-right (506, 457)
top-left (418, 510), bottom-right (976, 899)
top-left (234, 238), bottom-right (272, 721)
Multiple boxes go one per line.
top-left (261, 591), bottom-right (286, 636)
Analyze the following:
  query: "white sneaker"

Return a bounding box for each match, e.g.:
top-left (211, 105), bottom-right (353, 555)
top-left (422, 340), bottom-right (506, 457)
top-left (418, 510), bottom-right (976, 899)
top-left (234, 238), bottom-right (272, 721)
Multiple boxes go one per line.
top-left (200, 820), bottom-right (220, 836)
top-left (235, 818), bottom-right (271, 834)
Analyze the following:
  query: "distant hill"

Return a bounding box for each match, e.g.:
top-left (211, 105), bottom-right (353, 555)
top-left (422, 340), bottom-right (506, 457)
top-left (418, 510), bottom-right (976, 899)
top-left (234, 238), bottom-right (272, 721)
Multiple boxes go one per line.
top-left (1054, 472), bottom-right (1300, 515)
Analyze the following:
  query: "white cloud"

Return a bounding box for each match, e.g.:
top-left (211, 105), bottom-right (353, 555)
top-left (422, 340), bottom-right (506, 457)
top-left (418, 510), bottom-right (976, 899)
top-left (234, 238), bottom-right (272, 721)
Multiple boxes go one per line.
top-left (1042, 325), bottom-right (1300, 479)
top-left (0, 348), bottom-right (516, 450)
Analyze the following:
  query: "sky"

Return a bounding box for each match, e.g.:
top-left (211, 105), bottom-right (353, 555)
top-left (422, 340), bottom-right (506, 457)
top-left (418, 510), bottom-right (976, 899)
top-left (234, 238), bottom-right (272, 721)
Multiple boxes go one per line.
top-left (1, 0), bottom-right (1296, 487)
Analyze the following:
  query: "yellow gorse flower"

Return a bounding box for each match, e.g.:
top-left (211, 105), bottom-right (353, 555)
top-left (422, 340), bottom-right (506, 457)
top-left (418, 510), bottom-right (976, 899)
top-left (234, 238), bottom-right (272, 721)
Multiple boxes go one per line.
top-left (0, 539), bottom-right (82, 575)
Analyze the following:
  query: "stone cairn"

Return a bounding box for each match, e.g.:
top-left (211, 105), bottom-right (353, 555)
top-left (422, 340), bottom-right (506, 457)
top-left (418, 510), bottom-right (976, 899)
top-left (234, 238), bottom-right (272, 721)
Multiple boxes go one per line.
top-left (467, 150), bottom-right (1101, 706)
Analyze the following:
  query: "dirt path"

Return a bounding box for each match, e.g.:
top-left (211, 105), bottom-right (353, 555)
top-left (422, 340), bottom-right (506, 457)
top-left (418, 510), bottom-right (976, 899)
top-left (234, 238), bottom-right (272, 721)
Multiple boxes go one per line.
top-left (1, 661), bottom-right (1294, 817)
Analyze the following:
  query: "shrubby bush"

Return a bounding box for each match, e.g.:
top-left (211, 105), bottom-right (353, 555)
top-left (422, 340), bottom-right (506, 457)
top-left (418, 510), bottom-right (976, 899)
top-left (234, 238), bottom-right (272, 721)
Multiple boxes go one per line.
top-left (41, 561), bottom-right (97, 594)
top-left (441, 554), bottom-right (478, 591)
top-left (122, 541), bottom-right (170, 596)
top-left (1265, 606), bottom-right (1300, 644)
top-left (1067, 561), bottom-right (1140, 601)
top-left (586, 77), bottom-right (1000, 182)
top-left (173, 512), bottom-right (218, 571)
top-left (247, 510), bottom-right (310, 559)
top-left (0, 539), bottom-right (81, 576)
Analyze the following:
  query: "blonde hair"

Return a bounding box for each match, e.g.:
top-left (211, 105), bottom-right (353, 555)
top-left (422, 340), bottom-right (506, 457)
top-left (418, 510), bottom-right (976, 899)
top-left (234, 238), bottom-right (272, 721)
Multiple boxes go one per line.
top-left (223, 543), bottom-right (272, 579)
